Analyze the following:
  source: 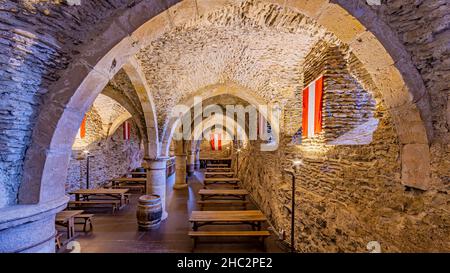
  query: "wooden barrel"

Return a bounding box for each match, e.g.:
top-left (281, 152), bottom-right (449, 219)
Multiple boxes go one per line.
top-left (136, 195), bottom-right (162, 230)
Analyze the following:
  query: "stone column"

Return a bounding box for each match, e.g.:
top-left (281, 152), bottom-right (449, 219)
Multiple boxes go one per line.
top-left (173, 140), bottom-right (188, 190)
top-left (186, 151), bottom-right (196, 176)
top-left (145, 157), bottom-right (168, 221)
top-left (174, 154), bottom-right (188, 189)
top-left (194, 149), bottom-right (201, 170)
top-left (0, 197), bottom-right (68, 253)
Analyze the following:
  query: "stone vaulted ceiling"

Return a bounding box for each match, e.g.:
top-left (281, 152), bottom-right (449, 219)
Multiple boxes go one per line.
top-left (92, 94), bottom-right (128, 132)
top-left (136, 0), bottom-right (340, 138)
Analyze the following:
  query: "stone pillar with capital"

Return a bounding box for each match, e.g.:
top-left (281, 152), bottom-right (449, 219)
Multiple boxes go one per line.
top-left (186, 143), bottom-right (196, 176)
top-left (195, 149), bottom-right (200, 170)
top-left (173, 140), bottom-right (188, 190)
top-left (145, 157), bottom-right (168, 220)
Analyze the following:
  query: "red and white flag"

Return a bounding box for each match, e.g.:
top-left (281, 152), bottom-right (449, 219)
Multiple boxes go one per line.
top-left (123, 121), bottom-right (131, 140)
top-left (210, 133), bottom-right (222, 151)
top-left (302, 76), bottom-right (324, 138)
top-left (77, 115), bottom-right (87, 139)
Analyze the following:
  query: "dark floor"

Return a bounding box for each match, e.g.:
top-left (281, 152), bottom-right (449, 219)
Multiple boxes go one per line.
top-left (57, 171), bottom-right (286, 253)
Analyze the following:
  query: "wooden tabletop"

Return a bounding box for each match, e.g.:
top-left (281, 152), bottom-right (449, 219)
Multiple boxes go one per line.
top-left (56, 210), bottom-right (84, 222)
top-left (207, 167), bottom-right (232, 171)
top-left (204, 177), bottom-right (240, 182)
top-left (70, 188), bottom-right (129, 195)
top-left (199, 189), bottom-right (248, 195)
top-left (200, 158), bottom-right (232, 161)
top-left (189, 210), bottom-right (266, 222)
top-left (130, 172), bottom-right (147, 175)
top-left (205, 172), bottom-right (235, 175)
top-left (111, 177), bottom-right (146, 182)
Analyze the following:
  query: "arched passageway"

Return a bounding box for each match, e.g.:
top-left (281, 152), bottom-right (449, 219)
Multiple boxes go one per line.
top-left (0, 0), bottom-right (448, 253)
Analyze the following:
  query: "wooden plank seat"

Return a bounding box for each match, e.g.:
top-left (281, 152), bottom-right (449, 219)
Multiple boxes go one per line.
top-left (205, 172), bottom-right (235, 178)
top-left (204, 177), bottom-right (240, 187)
top-left (206, 167), bottom-right (232, 172)
top-left (189, 210), bottom-right (267, 231)
top-left (188, 230), bottom-right (270, 251)
top-left (56, 210), bottom-right (84, 240)
top-left (108, 184), bottom-right (145, 193)
top-left (208, 164), bottom-right (229, 168)
top-left (199, 189), bottom-right (248, 201)
top-left (68, 200), bottom-right (119, 214)
top-left (74, 214), bottom-right (94, 232)
top-left (197, 200), bottom-right (249, 210)
top-left (70, 189), bottom-right (129, 210)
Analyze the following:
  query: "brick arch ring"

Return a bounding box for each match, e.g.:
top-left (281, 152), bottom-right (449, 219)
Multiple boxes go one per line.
top-left (19, 0), bottom-right (432, 206)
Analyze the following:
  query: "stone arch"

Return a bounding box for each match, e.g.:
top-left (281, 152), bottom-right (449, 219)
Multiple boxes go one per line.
top-left (160, 83), bottom-right (276, 157)
top-left (122, 57), bottom-right (160, 158)
top-left (18, 0), bottom-right (432, 206)
top-left (190, 113), bottom-right (249, 152)
top-left (101, 86), bottom-right (146, 142)
top-left (107, 113), bottom-right (133, 138)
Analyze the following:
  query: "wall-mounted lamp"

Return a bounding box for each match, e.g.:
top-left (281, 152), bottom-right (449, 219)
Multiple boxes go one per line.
top-left (83, 150), bottom-right (94, 189)
top-left (283, 159), bottom-right (303, 253)
top-left (291, 159), bottom-right (303, 168)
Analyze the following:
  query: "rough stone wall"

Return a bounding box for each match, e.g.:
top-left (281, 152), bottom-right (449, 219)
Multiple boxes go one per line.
top-left (374, 0), bottom-right (450, 192)
top-left (239, 113), bottom-right (450, 252)
top-left (67, 117), bottom-right (143, 193)
top-left (71, 107), bottom-right (104, 148)
top-left (301, 41), bottom-right (376, 144)
top-left (136, 1), bottom-right (338, 137)
top-left (0, 0), bottom-right (152, 207)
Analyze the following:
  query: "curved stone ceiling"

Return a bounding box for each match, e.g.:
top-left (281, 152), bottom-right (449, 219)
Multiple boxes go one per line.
top-left (136, 0), bottom-right (339, 137)
top-left (92, 94), bottom-right (129, 135)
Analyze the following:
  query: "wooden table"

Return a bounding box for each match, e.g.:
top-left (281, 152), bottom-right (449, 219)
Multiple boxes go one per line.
top-left (207, 163), bottom-right (229, 168)
top-left (201, 158), bottom-right (232, 168)
top-left (199, 189), bottom-right (248, 201)
top-left (205, 172), bottom-right (235, 179)
top-left (70, 189), bottom-right (129, 209)
top-left (111, 177), bottom-right (146, 192)
top-left (206, 167), bottom-right (232, 172)
top-left (189, 210), bottom-right (267, 230)
top-left (204, 177), bottom-right (240, 187)
top-left (56, 210), bottom-right (84, 239)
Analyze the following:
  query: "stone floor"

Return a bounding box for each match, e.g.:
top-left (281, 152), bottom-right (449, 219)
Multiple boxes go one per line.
top-left (57, 171), bottom-right (286, 253)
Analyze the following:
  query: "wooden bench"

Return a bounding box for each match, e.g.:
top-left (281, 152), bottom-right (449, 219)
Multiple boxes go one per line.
top-left (68, 200), bottom-right (119, 214)
top-left (188, 230), bottom-right (270, 251)
top-left (197, 200), bottom-right (249, 210)
top-left (206, 167), bottom-right (232, 172)
top-left (204, 178), bottom-right (240, 187)
top-left (109, 184), bottom-right (145, 193)
top-left (75, 214), bottom-right (94, 232)
top-left (207, 163), bottom-right (229, 168)
top-left (205, 172), bottom-right (235, 178)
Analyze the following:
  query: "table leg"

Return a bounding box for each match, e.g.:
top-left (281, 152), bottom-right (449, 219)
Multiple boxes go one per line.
top-left (68, 218), bottom-right (75, 239)
top-left (120, 194), bottom-right (125, 209)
